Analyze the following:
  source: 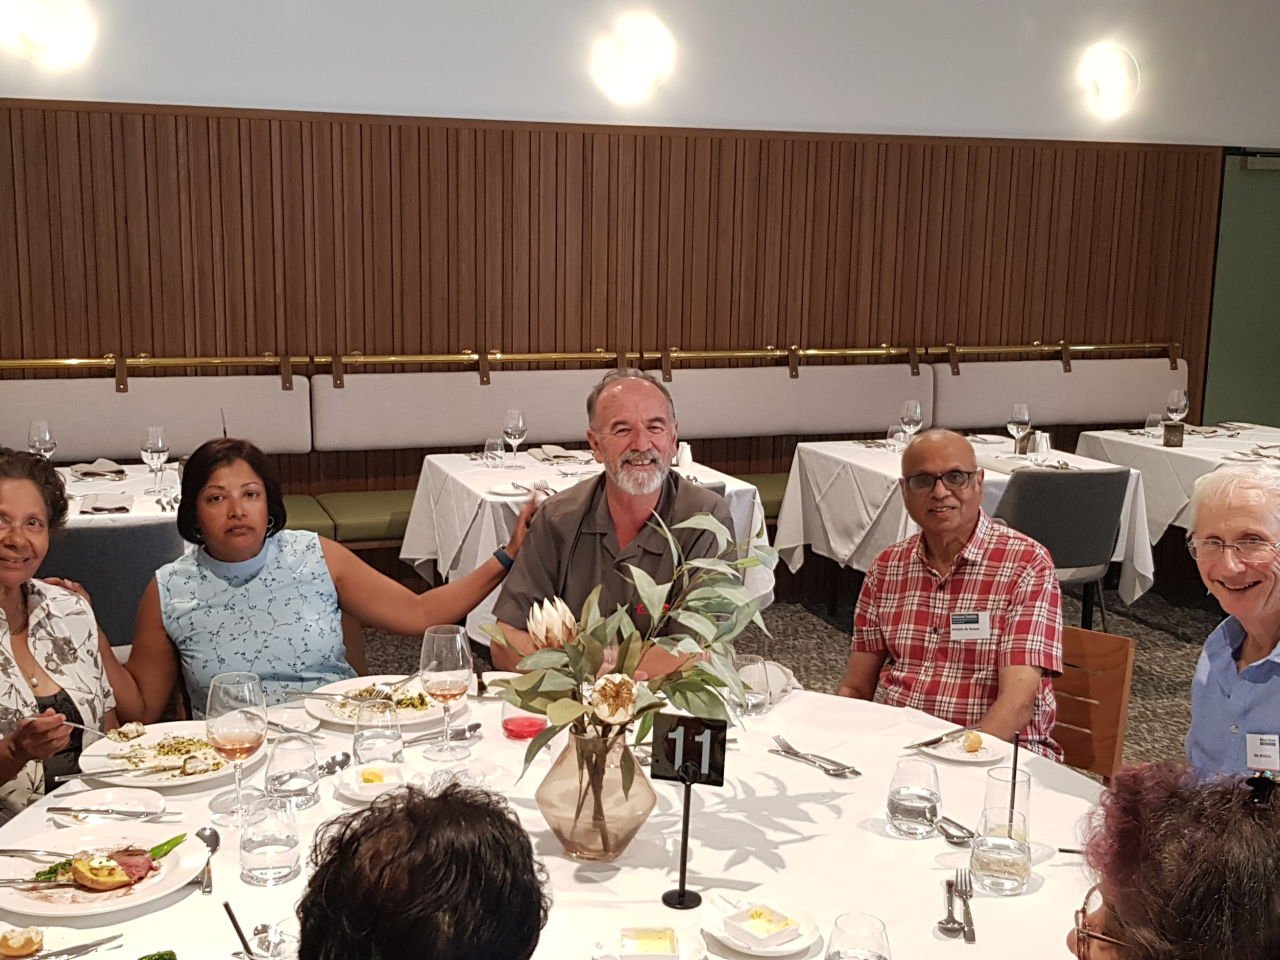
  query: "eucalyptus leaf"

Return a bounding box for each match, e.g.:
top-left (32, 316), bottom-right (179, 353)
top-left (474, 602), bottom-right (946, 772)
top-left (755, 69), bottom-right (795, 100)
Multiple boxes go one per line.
top-left (518, 648), bottom-right (571, 671)
top-left (521, 723), bottom-right (565, 777)
top-left (547, 698), bottom-right (591, 727)
top-left (621, 745), bottom-right (636, 799)
top-left (686, 583), bottom-right (754, 607)
top-left (627, 564), bottom-right (672, 626)
top-left (481, 623), bottom-right (512, 648)
top-left (633, 710), bottom-right (656, 747)
top-left (579, 586), bottom-right (605, 633)
top-left (683, 557), bottom-right (739, 577)
top-left (672, 513), bottom-right (731, 553)
top-left (668, 608), bottom-right (718, 642)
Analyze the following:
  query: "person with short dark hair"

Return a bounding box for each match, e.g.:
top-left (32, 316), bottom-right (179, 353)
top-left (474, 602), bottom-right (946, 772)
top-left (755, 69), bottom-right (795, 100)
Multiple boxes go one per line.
top-left (1068, 761), bottom-right (1280, 959)
top-left (116, 438), bottom-right (536, 719)
top-left (298, 782), bottom-right (549, 960)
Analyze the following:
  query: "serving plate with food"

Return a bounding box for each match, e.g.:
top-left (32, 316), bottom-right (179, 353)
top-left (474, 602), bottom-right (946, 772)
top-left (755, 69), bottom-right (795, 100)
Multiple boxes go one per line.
top-left (302, 675), bottom-right (467, 730)
top-left (78, 720), bottom-right (265, 788)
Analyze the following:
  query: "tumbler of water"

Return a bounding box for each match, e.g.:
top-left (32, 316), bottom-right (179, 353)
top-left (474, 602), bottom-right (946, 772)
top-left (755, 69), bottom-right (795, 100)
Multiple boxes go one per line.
top-left (885, 758), bottom-right (940, 839)
top-left (352, 699), bottom-right (404, 764)
top-left (264, 734), bottom-right (320, 811)
top-left (734, 654), bottom-right (770, 716)
top-left (240, 798), bottom-right (301, 886)
top-left (826, 912), bottom-right (892, 960)
top-left (970, 807), bottom-right (1031, 896)
top-left (983, 765), bottom-right (1031, 840)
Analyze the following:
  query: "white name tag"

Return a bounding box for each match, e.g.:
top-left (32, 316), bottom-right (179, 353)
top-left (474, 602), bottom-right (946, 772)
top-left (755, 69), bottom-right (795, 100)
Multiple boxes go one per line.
top-left (1246, 733), bottom-right (1280, 772)
top-left (949, 611), bottom-right (992, 641)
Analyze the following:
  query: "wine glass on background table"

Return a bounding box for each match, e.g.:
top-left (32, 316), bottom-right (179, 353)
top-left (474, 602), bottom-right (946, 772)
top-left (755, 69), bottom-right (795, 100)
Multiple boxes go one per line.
top-left (141, 425), bottom-right (170, 495)
top-left (503, 409), bottom-right (528, 469)
top-left (1165, 389), bottom-right (1189, 424)
top-left (206, 671), bottom-right (268, 826)
top-left (27, 421), bottom-right (56, 460)
top-left (898, 399), bottom-right (923, 440)
top-left (420, 625), bottom-right (472, 761)
top-left (1006, 403), bottom-right (1031, 451)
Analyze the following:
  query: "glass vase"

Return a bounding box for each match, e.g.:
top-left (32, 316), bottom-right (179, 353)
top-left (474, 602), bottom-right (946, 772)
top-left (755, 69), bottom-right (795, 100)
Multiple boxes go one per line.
top-left (535, 730), bottom-right (656, 862)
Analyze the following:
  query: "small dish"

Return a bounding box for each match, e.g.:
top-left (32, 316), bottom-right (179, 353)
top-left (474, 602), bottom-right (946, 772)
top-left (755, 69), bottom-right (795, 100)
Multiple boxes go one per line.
top-left (47, 788), bottom-right (165, 828)
top-left (919, 733), bottom-right (1009, 765)
top-left (334, 763), bottom-right (418, 804)
top-left (724, 905), bottom-right (803, 949)
top-left (703, 908), bottom-right (819, 958)
top-left (486, 483), bottom-right (532, 497)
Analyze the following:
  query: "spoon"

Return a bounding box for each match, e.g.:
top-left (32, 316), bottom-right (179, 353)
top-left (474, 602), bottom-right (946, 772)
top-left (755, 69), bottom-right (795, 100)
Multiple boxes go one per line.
top-left (937, 879), bottom-right (964, 937)
top-left (318, 751), bottom-right (352, 777)
top-left (937, 816), bottom-right (976, 847)
top-left (195, 826), bottom-right (220, 896)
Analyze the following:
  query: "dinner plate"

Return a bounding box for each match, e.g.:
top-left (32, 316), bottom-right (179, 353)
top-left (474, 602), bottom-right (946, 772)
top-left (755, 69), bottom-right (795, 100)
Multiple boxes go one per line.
top-left (266, 704), bottom-right (321, 739)
top-left (919, 733), bottom-right (1009, 765)
top-left (486, 483), bottom-right (532, 497)
top-left (0, 823), bottom-right (205, 918)
top-left (47, 788), bottom-right (166, 828)
top-left (78, 720), bottom-right (265, 788)
top-left (302, 675), bottom-right (467, 730)
top-left (702, 908), bottom-right (820, 958)
top-left (333, 763), bottom-right (424, 804)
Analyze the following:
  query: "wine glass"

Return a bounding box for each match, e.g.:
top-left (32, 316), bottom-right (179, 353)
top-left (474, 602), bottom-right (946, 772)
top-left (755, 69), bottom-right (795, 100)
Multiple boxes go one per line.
top-left (502, 408), bottom-right (528, 469)
top-left (827, 913), bottom-right (892, 959)
top-left (27, 421), bottom-right (56, 460)
top-left (899, 399), bottom-right (923, 439)
top-left (140, 425), bottom-right (171, 496)
top-left (419, 625), bottom-right (473, 761)
top-left (206, 672), bottom-right (268, 825)
top-left (1165, 389), bottom-right (1189, 424)
top-left (1006, 404), bottom-right (1031, 451)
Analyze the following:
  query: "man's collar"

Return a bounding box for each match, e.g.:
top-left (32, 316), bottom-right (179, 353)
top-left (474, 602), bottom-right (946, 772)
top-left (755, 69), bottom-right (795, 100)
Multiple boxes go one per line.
top-left (581, 471), bottom-right (680, 554)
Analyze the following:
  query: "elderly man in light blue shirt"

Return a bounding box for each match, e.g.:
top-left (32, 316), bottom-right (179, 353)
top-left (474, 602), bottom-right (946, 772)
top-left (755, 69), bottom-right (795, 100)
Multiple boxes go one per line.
top-left (1185, 463), bottom-right (1280, 775)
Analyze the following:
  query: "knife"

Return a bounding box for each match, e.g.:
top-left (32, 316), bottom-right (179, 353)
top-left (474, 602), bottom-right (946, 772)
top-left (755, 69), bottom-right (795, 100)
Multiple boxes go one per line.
top-left (53, 765), bottom-right (168, 783)
top-left (40, 933), bottom-right (124, 959)
top-left (766, 748), bottom-right (852, 776)
top-left (903, 727), bottom-right (968, 751)
top-left (46, 806), bottom-right (169, 820)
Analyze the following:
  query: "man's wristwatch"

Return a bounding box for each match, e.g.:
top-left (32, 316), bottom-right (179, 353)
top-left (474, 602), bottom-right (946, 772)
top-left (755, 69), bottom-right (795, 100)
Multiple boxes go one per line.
top-left (493, 546), bottom-right (514, 571)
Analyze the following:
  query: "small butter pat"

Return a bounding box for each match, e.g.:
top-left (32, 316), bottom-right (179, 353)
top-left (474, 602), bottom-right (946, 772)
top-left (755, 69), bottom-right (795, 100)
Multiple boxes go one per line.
top-left (962, 730), bottom-right (983, 753)
top-left (725, 905), bottom-right (801, 947)
top-left (619, 927), bottom-right (677, 960)
top-left (360, 769), bottom-right (385, 785)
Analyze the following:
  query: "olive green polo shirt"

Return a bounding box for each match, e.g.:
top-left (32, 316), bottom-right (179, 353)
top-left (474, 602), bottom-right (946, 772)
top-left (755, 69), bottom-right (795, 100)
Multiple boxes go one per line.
top-left (492, 472), bottom-right (735, 635)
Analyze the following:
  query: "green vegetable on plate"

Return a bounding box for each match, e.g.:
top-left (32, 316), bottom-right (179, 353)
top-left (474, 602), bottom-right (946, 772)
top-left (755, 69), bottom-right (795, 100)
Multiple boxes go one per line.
top-left (32, 833), bottom-right (186, 882)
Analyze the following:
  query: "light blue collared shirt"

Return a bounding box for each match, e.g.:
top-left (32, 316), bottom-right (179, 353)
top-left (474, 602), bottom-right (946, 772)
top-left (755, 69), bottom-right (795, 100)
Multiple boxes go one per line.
top-left (1187, 616), bottom-right (1280, 775)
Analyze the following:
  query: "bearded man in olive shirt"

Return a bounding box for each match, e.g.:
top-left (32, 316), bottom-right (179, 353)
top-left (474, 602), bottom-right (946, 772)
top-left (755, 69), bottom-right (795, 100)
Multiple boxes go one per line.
top-left (491, 369), bottom-right (733, 674)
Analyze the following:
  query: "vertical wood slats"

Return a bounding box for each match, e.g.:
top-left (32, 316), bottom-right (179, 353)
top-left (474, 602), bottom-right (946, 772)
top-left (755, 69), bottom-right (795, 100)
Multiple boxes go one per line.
top-left (0, 101), bottom-right (1222, 489)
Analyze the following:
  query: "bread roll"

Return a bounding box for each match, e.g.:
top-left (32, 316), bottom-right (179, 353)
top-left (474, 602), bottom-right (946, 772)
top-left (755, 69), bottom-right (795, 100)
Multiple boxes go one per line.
top-left (0, 927), bottom-right (43, 958)
top-left (962, 730), bottom-right (983, 753)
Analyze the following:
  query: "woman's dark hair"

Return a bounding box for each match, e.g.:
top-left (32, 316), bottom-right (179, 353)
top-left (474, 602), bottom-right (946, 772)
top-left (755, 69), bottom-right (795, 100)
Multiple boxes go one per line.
top-left (298, 781), bottom-right (550, 960)
top-left (175, 438), bottom-right (287, 544)
top-left (1085, 761), bottom-right (1280, 959)
top-left (0, 447), bottom-right (69, 530)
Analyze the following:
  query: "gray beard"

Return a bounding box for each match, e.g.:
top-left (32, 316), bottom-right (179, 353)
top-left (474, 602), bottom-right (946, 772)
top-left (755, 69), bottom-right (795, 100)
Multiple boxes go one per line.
top-left (609, 460), bottom-right (667, 496)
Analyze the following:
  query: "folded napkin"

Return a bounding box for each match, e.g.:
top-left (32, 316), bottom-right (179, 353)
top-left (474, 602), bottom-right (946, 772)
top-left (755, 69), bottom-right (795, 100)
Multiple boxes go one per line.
top-left (79, 493), bottom-right (133, 514)
top-left (1184, 425), bottom-right (1222, 437)
top-left (739, 660), bottom-right (805, 701)
top-left (528, 445), bottom-right (592, 463)
top-left (69, 458), bottom-right (127, 479)
top-left (1219, 421), bottom-right (1262, 430)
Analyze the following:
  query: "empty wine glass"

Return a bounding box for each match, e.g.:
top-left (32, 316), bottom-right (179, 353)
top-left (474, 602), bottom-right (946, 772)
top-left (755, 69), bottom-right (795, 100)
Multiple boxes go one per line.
top-left (1165, 389), bottom-right (1189, 424)
top-left (827, 913), bottom-right (892, 959)
top-left (206, 672), bottom-right (268, 826)
top-left (503, 409), bottom-right (528, 469)
top-left (899, 399), bottom-right (924, 439)
top-left (420, 625), bottom-right (472, 761)
top-left (1006, 404), bottom-right (1031, 450)
top-left (27, 421), bottom-right (56, 460)
top-left (140, 425), bottom-right (170, 496)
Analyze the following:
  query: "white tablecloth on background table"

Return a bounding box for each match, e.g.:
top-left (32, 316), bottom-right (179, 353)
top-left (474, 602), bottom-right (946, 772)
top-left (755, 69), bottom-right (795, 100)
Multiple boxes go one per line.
top-left (774, 437), bottom-right (1155, 603)
top-left (400, 453), bottom-right (774, 643)
top-left (1076, 424), bottom-right (1280, 542)
top-left (0, 692), bottom-right (1099, 958)
top-left (60, 464), bottom-right (180, 527)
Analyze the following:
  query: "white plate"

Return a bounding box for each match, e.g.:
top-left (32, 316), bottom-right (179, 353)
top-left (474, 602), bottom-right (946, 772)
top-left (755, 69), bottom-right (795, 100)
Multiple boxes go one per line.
top-left (266, 704), bottom-right (321, 739)
top-left (0, 823), bottom-right (205, 918)
top-left (78, 720), bottom-right (266, 788)
top-left (919, 733), bottom-right (1009, 765)
top-left (303, 675), bottom-right (467, 730)
top-left (334, 763), bottom-right (423, 804)
top-left (47, 788), bottom-right (166, 828)
top-left (703, 908), bottom-right (820, 958)
top-left (486, 483), bottom-right (531, 497)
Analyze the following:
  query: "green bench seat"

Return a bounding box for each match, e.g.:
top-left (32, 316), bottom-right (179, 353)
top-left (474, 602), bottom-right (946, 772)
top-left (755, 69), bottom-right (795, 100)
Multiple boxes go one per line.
top-left (733, 472), bottom-right (788, 521)
top-left (283, 494), bottom-right (335, 539)
top-left (314, 490), bottom-right (417, 544)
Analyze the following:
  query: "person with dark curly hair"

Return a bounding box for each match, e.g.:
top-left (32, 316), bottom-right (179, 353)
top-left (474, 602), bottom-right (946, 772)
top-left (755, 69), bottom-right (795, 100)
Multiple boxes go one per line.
top-left (298, 781), bottom-right (549, 960)
top-left (0, 448), bottom-right (121, 819)
top-left (1068, 761), bottom-right (1280, 958)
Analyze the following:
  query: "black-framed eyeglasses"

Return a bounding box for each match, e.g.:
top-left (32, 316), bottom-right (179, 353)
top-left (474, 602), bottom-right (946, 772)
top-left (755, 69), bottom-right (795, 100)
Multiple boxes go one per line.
top-left (1073, 885), bottom-right (1128, 959)
top-left (903, 470), bottom-right (977, 493)
top-left (1186, 537), bottom-right (1280, 562)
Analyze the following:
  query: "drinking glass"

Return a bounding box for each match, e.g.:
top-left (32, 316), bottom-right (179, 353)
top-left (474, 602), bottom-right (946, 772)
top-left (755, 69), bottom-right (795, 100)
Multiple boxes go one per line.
top-left (969, 807), bottom-right (1031, 896)
top-left (249, 918), bottom-right (301, 959)
top-left (239, 797), bottom-right (301, 887)
top-left (140, 425), bottom-right (171, 495)
top-left (1028, 431), bottom-right (1051, 465)
top-left (27, 421), bottom-right (56, 460)
top-left (352, 699), bottom-right (404, 765)
top-left (1006, 403), bottom-right (1031, 450)
top-left (732, 654), bottom-right (770, 716)
top-left (885, 425), bottom-right (908, 452)
top-left (483, 437), bottom-right (504, 469)
top-left (420, 625), bottom-right (473, 761)
top-left (502, 408), bottom-right (528, 469)
top-left (1143, 413), bottom-right (1164, 439)
top-left (206, 671), bottom-right (268, 825)
top-left (984, 765), bottom-right (1031, 837)
top-left (898, 399), bottom-right (923, 438)
top-left (885, 758), bottom-right (940, 839)
top-left (826, 912), bottom-right (892, 960)
top-left (1165, 389), bottom-right (1189, 424)
top-left (264, 734), bottom-right (320, 811)
top-left (501, 699), bottom-right (550, 741)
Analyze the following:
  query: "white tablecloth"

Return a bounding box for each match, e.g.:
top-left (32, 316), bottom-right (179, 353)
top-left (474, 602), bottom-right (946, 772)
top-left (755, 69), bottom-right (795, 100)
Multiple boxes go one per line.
top-left (1076, 424), bottom-right (1280, 542)
top-left (400, 454), bottom-right (774, 643)
top-left (774, 437), bottom-right (1155, 603)
top-left (61, 464), bottom-right (179, 527)
top-left (0, 692), bottom-right (1099, 958)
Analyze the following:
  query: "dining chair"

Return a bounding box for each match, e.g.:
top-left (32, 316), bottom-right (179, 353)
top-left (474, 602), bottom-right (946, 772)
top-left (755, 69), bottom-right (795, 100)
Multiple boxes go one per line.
top-left (992, 467), bottom-right (1130, 630)
top-left (1052, 626), bottom-right (1136, 782)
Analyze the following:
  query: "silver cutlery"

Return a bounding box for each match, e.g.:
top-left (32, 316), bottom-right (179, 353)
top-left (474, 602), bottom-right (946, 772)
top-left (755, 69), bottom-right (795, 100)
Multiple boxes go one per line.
top-left (284, 688), bottom-right (396, 703)
top-left (155, 497), bottom-right (169, 512)
top-left (266, 719), bottom-right (320, 740)
top-left (196, 826), bottom-right (219, 895)
top-left (403, 721), bottom-right (483, 748)
top-left (32, 933), bottom-right (123, 960)
top-left (0, 847), bottom-right (73, 859)
top-left (53, 764), bottom-right (168, 783)
top-left (904, 727), bottom-right (968, 750)
top-left (766, 748), bottom-right (854, 778)
top-left (46, 806), bottom-right (174, 822)
top-left (937, 879), bottom-right (964, 937)
top-left (772, 735), bottom-right (860, 776)
top-left (21, 717), bottom-right (109, 741)
top-left (318, 751), bottom-right (352, 777)
top-left (955, 868), bottom-right (976, 944)
top-left (0, 877), bottom-right (77, 887)
top-left (937, 816), bottom-right (976, 847)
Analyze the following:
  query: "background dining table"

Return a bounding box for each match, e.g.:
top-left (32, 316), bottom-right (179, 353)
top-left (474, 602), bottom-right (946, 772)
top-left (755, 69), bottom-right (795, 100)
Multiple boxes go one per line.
top-left (0, 690), bottom-right (1099, 958)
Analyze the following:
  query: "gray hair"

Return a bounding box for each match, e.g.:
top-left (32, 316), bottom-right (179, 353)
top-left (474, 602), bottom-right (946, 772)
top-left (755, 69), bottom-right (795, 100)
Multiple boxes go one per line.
top-left (1187, 462), bottom-right (1280, 531)
top-left (585, 368), bottom-right (676, 427)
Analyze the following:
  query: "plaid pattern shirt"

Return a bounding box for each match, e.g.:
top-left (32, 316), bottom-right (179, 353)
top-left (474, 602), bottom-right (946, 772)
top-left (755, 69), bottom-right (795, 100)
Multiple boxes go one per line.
top-left (852, 511), bottom-right (1064, 761)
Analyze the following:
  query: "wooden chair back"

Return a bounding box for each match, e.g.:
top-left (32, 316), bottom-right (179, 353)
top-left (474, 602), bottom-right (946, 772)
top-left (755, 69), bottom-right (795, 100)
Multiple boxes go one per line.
top-left (1052, 626), bottom-right (1136, 781)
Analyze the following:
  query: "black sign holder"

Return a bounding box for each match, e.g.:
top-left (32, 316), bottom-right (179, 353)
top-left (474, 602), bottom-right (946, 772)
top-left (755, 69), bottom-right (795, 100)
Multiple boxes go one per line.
top-left (662, 761), bottom-right (702, 909)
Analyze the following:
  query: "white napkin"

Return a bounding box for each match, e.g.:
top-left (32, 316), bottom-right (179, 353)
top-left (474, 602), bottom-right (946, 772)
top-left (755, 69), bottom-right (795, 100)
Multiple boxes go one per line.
top-left (70, 458), bottom-right (127, 479)
top-left (529, 445), bottom-right (592, 463)
top-left (79, 493), bottom-right (133, 514)
top-left (1184, 425), bottom-right (1221, 437)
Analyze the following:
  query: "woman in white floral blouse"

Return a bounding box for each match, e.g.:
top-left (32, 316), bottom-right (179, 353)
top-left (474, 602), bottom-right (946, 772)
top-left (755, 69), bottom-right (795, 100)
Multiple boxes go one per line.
top-left (0, 449), bottom-right (120, 820)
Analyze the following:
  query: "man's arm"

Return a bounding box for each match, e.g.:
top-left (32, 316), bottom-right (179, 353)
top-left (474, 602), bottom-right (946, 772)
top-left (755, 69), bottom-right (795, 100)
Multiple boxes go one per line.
top-left (836, 564), bottom-right (887, 699)
top-left (837, 649), bottom-right (888, 699)
top-left (977, 664), bottom-right (1043, 739)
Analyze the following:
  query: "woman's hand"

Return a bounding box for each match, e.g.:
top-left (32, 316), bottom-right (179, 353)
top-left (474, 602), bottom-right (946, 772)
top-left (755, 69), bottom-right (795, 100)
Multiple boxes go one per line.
top-left (41, 577), bottom-right (92, 607)
top-left (9, 710), bottom-right (72, 764)
top-left (505, 499), bottom-right (539, 559)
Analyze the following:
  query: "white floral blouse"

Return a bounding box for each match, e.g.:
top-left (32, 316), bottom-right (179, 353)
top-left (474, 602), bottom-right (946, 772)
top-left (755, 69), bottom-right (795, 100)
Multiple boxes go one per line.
top-left (0, 580), bottom-right (115, 821)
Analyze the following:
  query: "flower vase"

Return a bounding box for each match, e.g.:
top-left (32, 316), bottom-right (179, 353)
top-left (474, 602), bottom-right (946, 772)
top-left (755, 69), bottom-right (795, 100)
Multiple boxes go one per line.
top-left (535, 730), bottom-right (656, 862)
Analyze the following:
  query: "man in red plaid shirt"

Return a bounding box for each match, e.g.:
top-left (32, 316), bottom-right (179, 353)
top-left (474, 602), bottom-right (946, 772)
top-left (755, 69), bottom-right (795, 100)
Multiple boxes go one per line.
top-left (836, 430), bottom-right (1064, 760)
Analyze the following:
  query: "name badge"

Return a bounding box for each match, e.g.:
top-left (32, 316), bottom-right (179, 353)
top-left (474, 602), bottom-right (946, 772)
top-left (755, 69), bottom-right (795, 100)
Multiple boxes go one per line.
top-left (1246, 733), bottom-right (1280, 772)
top-left (949, 611), bottom-right (992, 641)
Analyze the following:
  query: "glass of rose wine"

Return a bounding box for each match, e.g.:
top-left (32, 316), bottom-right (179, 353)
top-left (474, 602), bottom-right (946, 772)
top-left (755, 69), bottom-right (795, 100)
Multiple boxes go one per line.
top-left (419, 626), bottom-right (472, 761)
top-left (206, 672), bottom-right (268, 825)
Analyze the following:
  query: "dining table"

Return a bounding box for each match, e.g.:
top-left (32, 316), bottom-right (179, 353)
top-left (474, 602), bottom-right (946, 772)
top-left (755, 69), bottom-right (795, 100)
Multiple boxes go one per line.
top-left (773, 436), bottom-right (1156, 604)
top-left (399, 452), bottom-right (775, 644)
top-left (0, 689), bottom-right (1099, 958)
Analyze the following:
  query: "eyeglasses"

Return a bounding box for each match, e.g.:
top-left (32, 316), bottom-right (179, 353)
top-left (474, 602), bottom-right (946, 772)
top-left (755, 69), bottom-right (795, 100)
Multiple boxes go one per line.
top-left (903, 470), bottom-right (977, 493)
top-left (1073, 885), bottom-right (1128, 959)
top-left (1186, 537), bottom-right (1280, 562)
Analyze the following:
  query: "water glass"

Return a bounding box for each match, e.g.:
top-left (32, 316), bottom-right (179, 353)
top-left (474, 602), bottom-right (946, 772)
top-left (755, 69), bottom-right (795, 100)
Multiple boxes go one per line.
top-left (248, 918), bottom-right (301, 960)
top-left (970, 807), bottom-right (1031, 896)
top-left (885, 758), bottom-right (940, 839)
top-left (352, 699), bottom-right (404, 764)
top-left (1028, 431), bottom-right (1051, 465)
top-left (483, 437), bottom-right (504, 468)
top-left (1165, 388), bottom-right (1189, 423)
top-left (885, 425), bottom-right (908, 452)
top-left (501, 699), bottom-right (549, 741)
top-left (1143, 413), bottom-right (1164, 438)
top-left (264, 734), bottom-right (320, 811)
top-left (240, 798), bottom-right (301, 887)
top-left (732, 654), bottom-right (770, 716)
top-left (984, 765), bottom-right (1031, 837)
top-left (27, 420), bottom-right (57, 460)
top-left (826, 912), bottom-right (892, 960)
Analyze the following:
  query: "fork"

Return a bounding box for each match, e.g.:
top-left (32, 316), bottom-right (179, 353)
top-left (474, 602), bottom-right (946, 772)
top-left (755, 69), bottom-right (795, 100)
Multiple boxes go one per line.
top-left (772, 734), bottom-right (861, 776)
top-left (955, 868), bottom-right (976, 943)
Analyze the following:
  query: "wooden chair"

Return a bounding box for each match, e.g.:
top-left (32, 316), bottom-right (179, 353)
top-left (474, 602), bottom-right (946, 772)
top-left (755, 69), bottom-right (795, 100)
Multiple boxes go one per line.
top-left (1052, 626), bottom-right (1136, 781)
